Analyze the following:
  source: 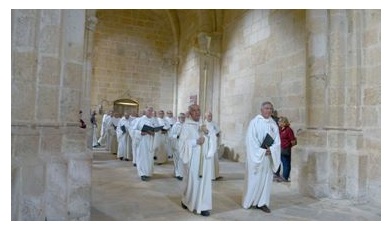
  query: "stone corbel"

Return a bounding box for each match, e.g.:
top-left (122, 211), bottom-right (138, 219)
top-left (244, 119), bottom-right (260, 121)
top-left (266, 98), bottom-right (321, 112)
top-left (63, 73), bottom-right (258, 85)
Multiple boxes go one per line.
top-left (86, 16), bottom-right (98, 31)
top-left (194, 32), bottom-right (221, 58)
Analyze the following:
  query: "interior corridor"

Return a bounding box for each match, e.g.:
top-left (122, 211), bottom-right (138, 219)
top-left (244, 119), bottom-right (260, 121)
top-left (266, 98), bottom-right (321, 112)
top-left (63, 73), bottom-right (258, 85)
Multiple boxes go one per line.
top-left (91, 150), bottom-right (381, 221)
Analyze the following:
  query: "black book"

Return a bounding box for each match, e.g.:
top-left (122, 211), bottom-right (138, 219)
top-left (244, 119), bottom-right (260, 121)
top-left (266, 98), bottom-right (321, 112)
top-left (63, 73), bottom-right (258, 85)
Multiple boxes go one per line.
top-left (261, 133), bottom-right (274, 149)
top-left (120, 125), bottom-right (126, 133)
top-left (141, 125), bottom-right (164, 133)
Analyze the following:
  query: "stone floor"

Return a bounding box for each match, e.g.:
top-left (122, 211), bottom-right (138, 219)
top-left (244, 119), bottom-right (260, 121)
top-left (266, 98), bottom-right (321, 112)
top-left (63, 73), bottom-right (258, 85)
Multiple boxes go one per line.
top-left (91, 149), bottom-right (381, 221)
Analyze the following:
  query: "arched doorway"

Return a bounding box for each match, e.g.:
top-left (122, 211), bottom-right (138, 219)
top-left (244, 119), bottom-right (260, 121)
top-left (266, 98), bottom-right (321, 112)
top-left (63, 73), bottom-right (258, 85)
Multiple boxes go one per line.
top-left (113, 99), bottom-right (139, 116)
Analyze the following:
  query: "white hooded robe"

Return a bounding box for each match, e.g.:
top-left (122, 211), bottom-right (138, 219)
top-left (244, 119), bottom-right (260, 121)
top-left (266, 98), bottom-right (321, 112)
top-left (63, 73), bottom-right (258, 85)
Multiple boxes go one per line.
top-left (179, 118), bottom-right (217, 214)
top-left (242, 114), bottom-right (281, 209)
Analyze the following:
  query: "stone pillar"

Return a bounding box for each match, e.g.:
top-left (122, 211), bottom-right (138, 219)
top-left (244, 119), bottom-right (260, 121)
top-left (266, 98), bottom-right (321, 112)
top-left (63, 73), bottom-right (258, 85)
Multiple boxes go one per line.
top-left (300, 9), bottom-right (330, 198)
top-left (11, 9), bottom-right (92, 220)
top-left (83, 10), bottom-right (97, 150)
top-left (301, 10), bottom-right (380, 204)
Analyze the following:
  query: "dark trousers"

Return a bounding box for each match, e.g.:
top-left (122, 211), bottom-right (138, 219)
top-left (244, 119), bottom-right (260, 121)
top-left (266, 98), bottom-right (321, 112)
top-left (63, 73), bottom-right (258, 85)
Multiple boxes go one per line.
top-left (275, 148), bottom-right (291, 180)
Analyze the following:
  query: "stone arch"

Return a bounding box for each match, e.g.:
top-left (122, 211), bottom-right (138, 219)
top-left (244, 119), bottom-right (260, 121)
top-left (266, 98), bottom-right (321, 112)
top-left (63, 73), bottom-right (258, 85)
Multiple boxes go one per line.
top-left (113, 98), bottom-right (139, 116)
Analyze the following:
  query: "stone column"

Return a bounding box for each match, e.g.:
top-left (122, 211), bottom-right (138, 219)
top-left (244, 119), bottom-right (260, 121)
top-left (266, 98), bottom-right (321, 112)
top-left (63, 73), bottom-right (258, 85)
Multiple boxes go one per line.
top-left (83, 10), bottom-right (97, 150)
top-left (11, 9), bottom-right (92, 220)
top-left (301, 10), bottom-right (380, 204)
top-left (301, 9), bottom-right (330, 198)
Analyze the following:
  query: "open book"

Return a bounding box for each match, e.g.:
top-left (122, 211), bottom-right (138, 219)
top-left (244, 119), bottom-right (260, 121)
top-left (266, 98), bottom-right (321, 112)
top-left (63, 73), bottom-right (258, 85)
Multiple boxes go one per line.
top-left (261, 133), bottom-right (274, 149)
top-left (141, 125), bottom-right (164, 133)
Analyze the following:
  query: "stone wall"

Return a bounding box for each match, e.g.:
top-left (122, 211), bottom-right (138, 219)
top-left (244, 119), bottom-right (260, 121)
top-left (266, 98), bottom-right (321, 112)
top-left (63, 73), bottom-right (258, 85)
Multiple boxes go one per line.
top-left (176, 10), bottom-right (202, 113)
top-left (176, 10), bottom-right (223, 120)
top-left (220, 9), bottom-right (306, 161)
top-left (219, 9), bottom-right (380, 204)
top-left (11, 10), bottom-right (91, 220)
top-left (91, 10), bottom-right (176, 118)
top-left (301, 9), bottom-right (381, 204)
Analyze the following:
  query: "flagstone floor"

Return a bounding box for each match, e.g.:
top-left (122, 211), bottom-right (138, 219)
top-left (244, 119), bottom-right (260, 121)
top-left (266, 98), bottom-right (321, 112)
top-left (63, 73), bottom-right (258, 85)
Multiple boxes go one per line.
top-left (91, 150), bottom-right (381, 221)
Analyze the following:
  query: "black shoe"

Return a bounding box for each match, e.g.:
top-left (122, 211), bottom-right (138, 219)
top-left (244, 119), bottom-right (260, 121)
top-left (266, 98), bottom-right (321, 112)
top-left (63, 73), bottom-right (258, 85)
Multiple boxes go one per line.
top-left (258, 205), bottom-right (271, 213)
top-left (153, 156), bottom-right (157, 160)
top-left (124, 158), bottom-right (130, 161)
top-left (181, 202), bottom-right (187, 210)
top-left (176, 176), bottom-right (183, 181)
top-left (200, 210), bottom-right (210, 217)
top-left (97, 143), bottom-right (101, 146)
top-left (141, 176), bottom-right (148, 181)
top-left (133, 163), bottom-right (136, 167)
top-left (274, 176), bottom-right (283, 182)
top-left (119, 157), bottom-right (124, 161)
top-left (157, 163), bottom-right (163, 165)
top-left (214, 176), bottom-right (223, 181)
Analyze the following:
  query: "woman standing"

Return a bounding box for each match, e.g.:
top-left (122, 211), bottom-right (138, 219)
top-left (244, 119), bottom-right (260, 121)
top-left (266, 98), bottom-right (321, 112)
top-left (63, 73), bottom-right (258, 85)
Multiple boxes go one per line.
top-left (276, 116), bottom-right (296, 182)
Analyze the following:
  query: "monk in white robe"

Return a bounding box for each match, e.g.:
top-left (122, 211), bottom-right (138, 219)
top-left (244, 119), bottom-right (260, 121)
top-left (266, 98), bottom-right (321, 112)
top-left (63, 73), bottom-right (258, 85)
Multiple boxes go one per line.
top-left (109, 112), bottom-right (120, 155)
top-left (153, 110), bottom-right (170, 165)
top-left (179, 104), bottom-right (217, 217)
top-left (103, 112), bottom-right (113, 151)
top-left (170, 113), bottom-right (186, 180)
top-left (164, 110), bottom-right (177, 158)
top-left (130, 114), bottom-right (142, 167)
top-left (116, 113), bottom-right (131, 160)
top-left (98, 110), bottom-right (112, 147)
top-left (204, 111), bottom-right (222, 180)
top-left (133, 107), bottom-right (155, 181)
top-left (242, 101), bottom-right (281, 213)
top-left (91, 111), bottom-right (99, 147)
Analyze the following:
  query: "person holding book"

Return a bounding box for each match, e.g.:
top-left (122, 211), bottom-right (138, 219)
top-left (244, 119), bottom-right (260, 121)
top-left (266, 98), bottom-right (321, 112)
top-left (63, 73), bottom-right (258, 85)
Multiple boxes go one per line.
top-left (116, 112), bottom-right (132, 161)
top-left (153, 110), bottom-right (171, 165)
top-left (242, 101), bottom-right (281, 213)
top-left (132, 106), bottom-right (156, 181)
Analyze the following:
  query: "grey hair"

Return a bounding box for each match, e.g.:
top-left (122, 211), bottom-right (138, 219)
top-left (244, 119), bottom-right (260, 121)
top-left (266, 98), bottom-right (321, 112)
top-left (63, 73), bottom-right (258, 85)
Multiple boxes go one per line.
top-left (261, 101), bottom-right (273, 108)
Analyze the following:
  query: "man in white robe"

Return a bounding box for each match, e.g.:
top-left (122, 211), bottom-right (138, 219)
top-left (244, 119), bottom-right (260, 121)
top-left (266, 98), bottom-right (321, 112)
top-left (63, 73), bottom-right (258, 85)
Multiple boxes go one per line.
top-left (179, 104), bottom-right (217, 217)
top-left (103, 111), bottom-right (114, 151)
top-left (154, 110), bottom-right (171, 165)
top-left (170, 112), bottom-right (186, 180)
top-left (98, 110), bottom-right (112, 147)
top-left (109, 112), bottom-right (120, 155)
top-left (164, 110), bottom-right (177, 158)
top-left (116, 112), bottom-right (131, 160)
top-left (130, 112), bottom-right (143, 167)
top-left (242, 101), bottom-right (281, 213)
top-left (204, 111), bottom-right (222, 181)
top-left (91, 110), bottom-right (99, 147)
top-left (132, 107), bottom-right (155, 181)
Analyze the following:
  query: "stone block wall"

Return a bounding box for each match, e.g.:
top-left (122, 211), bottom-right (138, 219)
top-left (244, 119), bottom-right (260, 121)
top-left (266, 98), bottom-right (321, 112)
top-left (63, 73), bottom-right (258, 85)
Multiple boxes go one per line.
top-left (91, 10), bottom-right (176, 118)
top-left (220, 9), bottom-right (306, 162)
top-left (218, 9), bottom-right (380, 204)
top-left (176, 10), bottom-right (203, 113)
top-left (11, 9), bottom-right (92, 220)
top-left (300, 9), bottom-right (381, 204)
